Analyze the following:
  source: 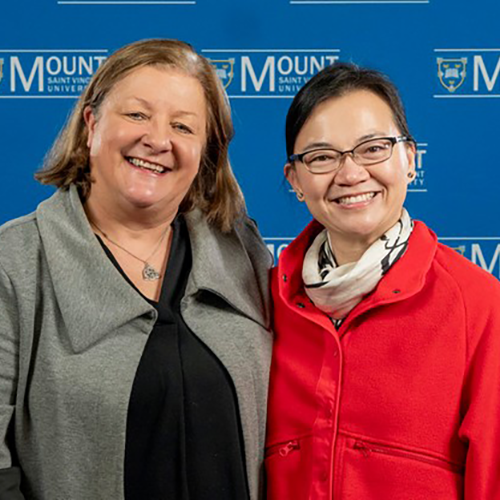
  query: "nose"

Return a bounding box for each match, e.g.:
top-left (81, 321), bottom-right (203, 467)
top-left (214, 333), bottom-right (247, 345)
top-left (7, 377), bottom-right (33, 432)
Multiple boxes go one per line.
top-left (142, 119), bottom-right (172, 153)
top-left (333, 154), bottom-right (370, 186)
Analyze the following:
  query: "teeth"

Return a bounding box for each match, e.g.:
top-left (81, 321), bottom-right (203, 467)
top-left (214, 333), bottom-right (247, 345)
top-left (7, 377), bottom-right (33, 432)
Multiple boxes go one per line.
top-left (128, 157), bottom-right (166, 173)
top-left (337, 192), bottom-right (375, 205)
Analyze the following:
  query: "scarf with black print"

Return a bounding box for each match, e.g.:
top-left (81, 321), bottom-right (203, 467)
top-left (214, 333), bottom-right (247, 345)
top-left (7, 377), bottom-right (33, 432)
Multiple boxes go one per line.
top-left (302, 209), bottom-right (413, 328)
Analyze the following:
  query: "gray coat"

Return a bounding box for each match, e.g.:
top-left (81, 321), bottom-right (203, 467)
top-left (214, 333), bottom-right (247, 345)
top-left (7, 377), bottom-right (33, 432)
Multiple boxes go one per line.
top-left (0, 186), bottom-right (272, 500)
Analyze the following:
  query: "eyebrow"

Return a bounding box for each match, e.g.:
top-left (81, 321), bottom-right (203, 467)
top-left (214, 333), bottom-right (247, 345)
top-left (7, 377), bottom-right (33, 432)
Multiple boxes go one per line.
top-left (173, 110), bottom-right (199, 118)
top-left (302, 141), bottom-right (333, 151)
top-left (357, 132), bottom-right (384, 143)
top-left (301, 132), bottom-right (387, 152)
top-left (126, 96), bottom-right (153, 108)
top-left (125, 97), bottom-right (200, 118)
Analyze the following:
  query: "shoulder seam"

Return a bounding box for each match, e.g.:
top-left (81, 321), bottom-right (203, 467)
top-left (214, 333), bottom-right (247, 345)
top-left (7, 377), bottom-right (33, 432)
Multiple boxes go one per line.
top-left (0, 213), bottom-right (37, 236)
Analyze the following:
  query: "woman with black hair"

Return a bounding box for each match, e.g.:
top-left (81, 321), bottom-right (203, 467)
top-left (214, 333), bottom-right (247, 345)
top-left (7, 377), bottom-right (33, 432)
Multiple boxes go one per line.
top-left (266, 62), bottom-right (500, 499)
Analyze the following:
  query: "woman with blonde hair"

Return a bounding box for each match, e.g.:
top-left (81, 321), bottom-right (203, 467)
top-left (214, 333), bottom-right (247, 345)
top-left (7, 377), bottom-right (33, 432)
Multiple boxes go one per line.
top-left (0, 39), bottom-right (272, 500)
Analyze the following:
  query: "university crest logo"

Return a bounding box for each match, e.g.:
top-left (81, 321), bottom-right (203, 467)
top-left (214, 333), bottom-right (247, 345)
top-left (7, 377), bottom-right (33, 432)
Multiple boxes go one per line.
top-left (451, 245), bottom-right (466, 257)
top-left (209, 59), bottom-right (234, 89)
top-left (437, 57), bottom-right (467, 92)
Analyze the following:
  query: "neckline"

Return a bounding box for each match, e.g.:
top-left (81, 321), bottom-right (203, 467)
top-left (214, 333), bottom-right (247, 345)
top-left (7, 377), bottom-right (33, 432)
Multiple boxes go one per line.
top-left (95, 214), bottom-right (185, 307)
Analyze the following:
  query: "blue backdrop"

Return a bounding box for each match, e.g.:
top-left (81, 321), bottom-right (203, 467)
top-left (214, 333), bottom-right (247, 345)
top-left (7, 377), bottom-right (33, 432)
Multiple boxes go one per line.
top-left (1, 0), bottom-right (499, 276)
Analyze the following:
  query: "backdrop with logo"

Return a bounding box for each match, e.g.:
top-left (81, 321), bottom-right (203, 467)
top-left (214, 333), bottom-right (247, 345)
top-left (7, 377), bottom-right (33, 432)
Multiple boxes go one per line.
top-left (1, 0), bottom-right (499, 277)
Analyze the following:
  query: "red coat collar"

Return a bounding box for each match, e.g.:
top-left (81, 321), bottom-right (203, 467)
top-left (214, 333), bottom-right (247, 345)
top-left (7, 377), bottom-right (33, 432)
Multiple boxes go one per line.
top-left (276, 219), bottom-right (438, 330)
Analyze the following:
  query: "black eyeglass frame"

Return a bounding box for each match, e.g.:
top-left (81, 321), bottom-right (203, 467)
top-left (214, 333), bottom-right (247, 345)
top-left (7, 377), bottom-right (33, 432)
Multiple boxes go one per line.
top-left (288, 135), bottom-right (415, 173)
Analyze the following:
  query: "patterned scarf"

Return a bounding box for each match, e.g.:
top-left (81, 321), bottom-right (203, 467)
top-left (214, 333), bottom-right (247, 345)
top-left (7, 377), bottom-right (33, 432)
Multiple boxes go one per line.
top-left (302, 209), bottom-right (413, 326)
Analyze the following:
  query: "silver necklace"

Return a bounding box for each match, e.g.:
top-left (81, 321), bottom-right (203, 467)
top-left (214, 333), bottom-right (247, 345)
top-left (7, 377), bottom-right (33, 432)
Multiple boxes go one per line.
top-left (91, 221), bottom-right (169, 281)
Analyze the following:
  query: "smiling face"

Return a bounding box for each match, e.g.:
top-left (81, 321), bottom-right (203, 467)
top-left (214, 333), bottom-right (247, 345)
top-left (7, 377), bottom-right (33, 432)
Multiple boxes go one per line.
top-left (84, 65), bottom-right (207, 220)
top-left (286, 89), bottom-right (415, 253)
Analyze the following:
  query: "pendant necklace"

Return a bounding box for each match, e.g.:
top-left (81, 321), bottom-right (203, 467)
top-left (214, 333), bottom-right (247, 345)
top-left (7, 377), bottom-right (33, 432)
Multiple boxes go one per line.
top-left (90, 221), bottom-right (170, 281)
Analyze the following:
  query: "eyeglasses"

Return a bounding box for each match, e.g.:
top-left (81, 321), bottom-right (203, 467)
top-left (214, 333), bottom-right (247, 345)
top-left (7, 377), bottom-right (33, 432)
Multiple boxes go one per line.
top-left (288, 136), bottom-right (413, 174)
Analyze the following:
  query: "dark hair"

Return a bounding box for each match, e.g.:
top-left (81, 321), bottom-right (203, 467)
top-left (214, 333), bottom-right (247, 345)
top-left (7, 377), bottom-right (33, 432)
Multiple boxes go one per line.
top-left (286, 62), bottom-right (413, 158)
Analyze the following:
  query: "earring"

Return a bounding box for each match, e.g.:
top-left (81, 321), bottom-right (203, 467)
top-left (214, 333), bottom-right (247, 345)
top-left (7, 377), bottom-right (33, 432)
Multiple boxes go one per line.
top-left (407, 171), bottom-right (415, 180)
top-left (295, 190), bottom-right (305, 202)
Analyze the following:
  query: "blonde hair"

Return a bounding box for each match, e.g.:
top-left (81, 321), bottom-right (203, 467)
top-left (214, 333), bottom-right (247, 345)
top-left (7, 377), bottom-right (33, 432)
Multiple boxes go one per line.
top-left (36, 39), bottom-right (245, 232)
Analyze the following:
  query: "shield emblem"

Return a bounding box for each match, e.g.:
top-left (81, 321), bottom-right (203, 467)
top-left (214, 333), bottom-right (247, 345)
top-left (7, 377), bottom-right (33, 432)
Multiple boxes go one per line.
top-left (437, 57), bottom-right (467, 93)
top-left (209, 59), bottom-right (234, 90)
top-left (451, 245), bottom-right (466, 257)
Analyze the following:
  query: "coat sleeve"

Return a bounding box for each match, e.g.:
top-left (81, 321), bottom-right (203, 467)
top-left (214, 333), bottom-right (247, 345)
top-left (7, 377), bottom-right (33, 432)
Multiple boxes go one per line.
top-left (459, 276), bottom-right (500, 498)
top-left (0, 262), bottom-right (25, 499)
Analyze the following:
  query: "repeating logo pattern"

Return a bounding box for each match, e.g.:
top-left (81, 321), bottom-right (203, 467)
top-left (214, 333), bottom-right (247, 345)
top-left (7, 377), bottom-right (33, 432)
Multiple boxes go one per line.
top-left (409, 143), bottom-right (428, 192)
top-left (437, 57), bottom-right (467, 92)
top-left (211, 59), bottom-right (234, 89)
top-left (434, 49), bottom-right (500, 97)
top-left (442, 239), bottom-right (500, 278)
top-left (0, 50), bottom-right (108, 98)
top-left (265, 237), bottom-right (500, 278)
top-left (264, 238), bottom-right (293, 263)
top-left (203, 49), bottom-right (340, 98)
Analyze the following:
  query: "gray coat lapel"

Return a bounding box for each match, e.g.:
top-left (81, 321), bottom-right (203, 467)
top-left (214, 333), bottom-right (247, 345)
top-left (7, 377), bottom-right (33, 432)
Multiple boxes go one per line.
top-left (36, 186), bottom-right (156, 353)
top-left (184, 209), bottom-right (271, 329)
top-left (182, 209), bottom-right (272, 500)
top-left (36, 187), bottom-right (271, 352)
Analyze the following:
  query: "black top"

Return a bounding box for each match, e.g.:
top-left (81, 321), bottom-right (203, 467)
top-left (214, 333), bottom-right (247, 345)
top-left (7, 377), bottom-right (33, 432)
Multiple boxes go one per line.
top-left (99, 216), bottom-right (249, 500)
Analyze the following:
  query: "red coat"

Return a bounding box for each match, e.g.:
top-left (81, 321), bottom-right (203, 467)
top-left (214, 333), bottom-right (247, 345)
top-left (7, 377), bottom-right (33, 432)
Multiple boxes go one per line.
top-left (266, 219), bottom-right (500, 500)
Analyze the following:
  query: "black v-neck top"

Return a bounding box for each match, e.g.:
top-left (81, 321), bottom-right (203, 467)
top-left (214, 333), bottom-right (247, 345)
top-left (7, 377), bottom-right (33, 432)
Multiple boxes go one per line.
top-left (98, 216), bottom-right (249, 500)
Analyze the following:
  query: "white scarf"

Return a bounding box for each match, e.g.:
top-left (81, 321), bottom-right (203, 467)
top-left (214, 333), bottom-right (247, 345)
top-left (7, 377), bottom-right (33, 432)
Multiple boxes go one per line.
top-left (302, 209), bottom-right (413, 324)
